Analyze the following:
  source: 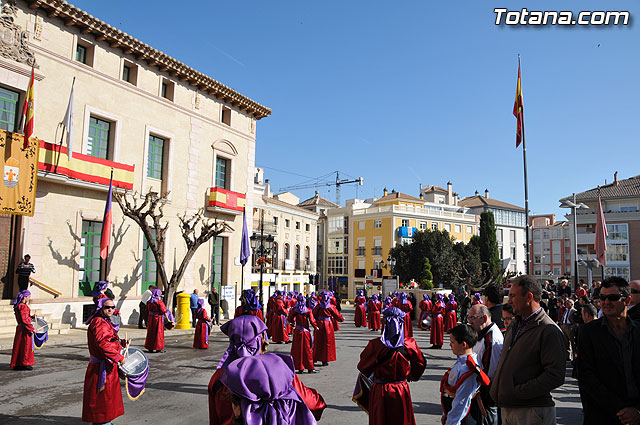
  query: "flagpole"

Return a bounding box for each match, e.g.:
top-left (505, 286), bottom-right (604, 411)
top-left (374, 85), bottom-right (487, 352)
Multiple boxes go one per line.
top-left (55, 77), bottom-right (75, 173)
top-left (518, 54), bottom-right (531, 275)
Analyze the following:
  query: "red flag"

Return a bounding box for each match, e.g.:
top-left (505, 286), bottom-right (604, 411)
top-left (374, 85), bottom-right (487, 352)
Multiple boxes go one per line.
top-left (595, 191), bottom-right (608, 266)
top-left (22, 65), bottom-right (35, 148)
top-left (100, 174), bottom-right (113, 259)
top-left (513, 59), bottom-right (524, 148)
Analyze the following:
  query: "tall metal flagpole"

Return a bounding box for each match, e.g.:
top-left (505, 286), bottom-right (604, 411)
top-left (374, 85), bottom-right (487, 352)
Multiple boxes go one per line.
top-left (519, 54), bottom-right (531, 274)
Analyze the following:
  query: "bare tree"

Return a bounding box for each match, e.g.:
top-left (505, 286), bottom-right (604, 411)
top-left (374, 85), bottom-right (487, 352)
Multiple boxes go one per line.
top-left (114, 189), bottom-right (233, 310)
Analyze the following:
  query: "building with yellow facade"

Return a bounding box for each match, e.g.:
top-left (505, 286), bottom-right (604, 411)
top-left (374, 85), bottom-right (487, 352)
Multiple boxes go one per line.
top-left (323, 185), bottom-right (478, 299)
top-left (0, 0), bottom-right (269, 328)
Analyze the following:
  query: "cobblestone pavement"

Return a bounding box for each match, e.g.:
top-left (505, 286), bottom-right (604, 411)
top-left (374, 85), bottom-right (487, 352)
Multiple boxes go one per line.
top-left (0, 307), bottom-right (583, 424)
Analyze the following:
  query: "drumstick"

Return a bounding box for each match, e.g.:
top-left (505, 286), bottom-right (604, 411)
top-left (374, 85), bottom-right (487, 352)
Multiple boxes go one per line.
top-left (125, 332), bottom-right (129, 358)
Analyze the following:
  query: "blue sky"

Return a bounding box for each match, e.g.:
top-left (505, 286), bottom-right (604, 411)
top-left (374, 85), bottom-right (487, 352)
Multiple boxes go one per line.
top-left (71, 1), bottom-right (639, 218)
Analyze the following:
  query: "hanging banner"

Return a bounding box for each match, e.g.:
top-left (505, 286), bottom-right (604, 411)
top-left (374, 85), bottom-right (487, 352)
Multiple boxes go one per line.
top-left (0, 130), bottom-right (39, 216)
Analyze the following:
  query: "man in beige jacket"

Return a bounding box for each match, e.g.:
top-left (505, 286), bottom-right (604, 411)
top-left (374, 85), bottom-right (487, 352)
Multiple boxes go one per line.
top-left (490, 275), bottom-right (566, 425)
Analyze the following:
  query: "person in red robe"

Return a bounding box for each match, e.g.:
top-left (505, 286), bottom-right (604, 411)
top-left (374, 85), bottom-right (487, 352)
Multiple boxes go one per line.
top-left (194, 298), bottom-right (213, 349)
top-left (82, 297), bottom-right (129, 424)
top-left (145, 288), bottom-right (168, 353)
top-left (286, 292), bottom-right (297, 335)
top-left (444, 294), bottom-right (458, 332)
top-left (430, 293), bottom-right (446, 349)
top-left (208, 315), bottom-right (326, 425)
top-left (233, 289), bottom-right (264, 321)
top-left (356, 306), bottom-right (426, 425)
top-left (288, 294), bottom-right (319, 373)
top-left (354, 290), bottom-right (368, 328)
top-left (418, 293), bottom-right (433, 330)
top-left (394, 292), bottom-right (414, 338)
top-left (330, 292), bottom-right (340, 332)
top-left (270, 291), bottom-right (290, 343)
top-left (367, 294), bottom-right (382, 331)
top-left (472, 292), bottom-right (483, 305)
top-left (266, 291), bottom-right (278, 337)
top-left (11, 290), bottom-right (35, 370)
top-left (312, 292), bottom-right (344, 366)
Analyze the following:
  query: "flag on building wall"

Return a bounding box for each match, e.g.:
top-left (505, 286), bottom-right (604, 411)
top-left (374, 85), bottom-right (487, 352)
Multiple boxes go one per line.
top-left (100, 173), bottom-right (113, 259)
top-left (22, 65), bottom-right (35, 148)
top-left (62, 79), bottom-right (75, 159)
top-left (595, 191), bottom-right (608, 266)
top-left (240, 209), bottom-right (251, 266)
top-left (513, 59), bottom-right (524, 148)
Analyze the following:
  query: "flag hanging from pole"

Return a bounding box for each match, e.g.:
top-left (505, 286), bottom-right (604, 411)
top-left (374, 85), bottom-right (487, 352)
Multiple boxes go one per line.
top-left (513, 59), bottom-right (524, 148)
top-left (62, 80), bottom-right (75, 159)
top-left (100, 172), bottom-right (113, 260)
top-left (21, 65), bottom-right (35, 148)
top-left (240, 209), bottom-right (251, 266)
top-left (595, 190), bottom-right (608, 266)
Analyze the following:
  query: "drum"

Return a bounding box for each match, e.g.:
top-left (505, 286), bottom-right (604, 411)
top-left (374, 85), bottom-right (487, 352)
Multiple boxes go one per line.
top-left (421, 316), bottom-right (432, 328)
top-left (164, 315), bottom-right (175, 330)
top-left (32, 317), bottom-right (48, 335)
top-left (119, 347), bottom-right (149, 378)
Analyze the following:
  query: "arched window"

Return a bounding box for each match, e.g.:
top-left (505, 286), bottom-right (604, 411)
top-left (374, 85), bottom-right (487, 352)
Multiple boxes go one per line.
top-left (295, 244), bottom-right (300, 269)
top-left (272, 242), bottom-right (278, 268)
top-left (284, 243), bottom-right (290, 260)
top-left (305, 246), bottom-right (310, 265)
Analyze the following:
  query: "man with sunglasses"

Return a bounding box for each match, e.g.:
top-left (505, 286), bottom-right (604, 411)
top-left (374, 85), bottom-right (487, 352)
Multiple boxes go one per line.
top-left (577, 276), bottom-right (640, 425)
top-left (627, 280), bottom-right (640, 322)
top-left (82, 298), bottom-right (130, 425)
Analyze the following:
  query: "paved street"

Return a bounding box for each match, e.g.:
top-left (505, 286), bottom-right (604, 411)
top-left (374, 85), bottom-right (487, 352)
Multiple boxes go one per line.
top-left (0, 307), bottom-right (583, 424)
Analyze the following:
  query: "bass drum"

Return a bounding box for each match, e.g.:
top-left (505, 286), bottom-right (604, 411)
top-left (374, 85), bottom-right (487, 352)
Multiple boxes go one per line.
top-left (31, 317), bottom-right (49, 335)
top-left (119, 347), bottom-right (149, 378)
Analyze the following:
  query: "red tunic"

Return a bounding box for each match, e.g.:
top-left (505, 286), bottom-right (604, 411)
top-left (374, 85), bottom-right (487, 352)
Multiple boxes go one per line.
top-left (430, 302), bottom-right (446, 346)
top-left (145, 300), bottom-right (167, 351)
top-left (367, 300), bottom-right (382, 331)
top-left (266, 297), bottom-right (276, 336)
top-left (394, 300), bottom-right (414, 338)
top-left (233, 306), bottom-right (265, 321)
top-left (208, 362), bottom-right (327, 425)
top-left (194, 308), bottom-right (211, 349)
top-left (270, 299), bottom-right (290, 343)
top-left (330, 297), bottom-right (340, 331)
top-left (357, 338), bottom-right (426, 425)
top-left (10, 303), bottom-right (35, 368)
top-left (418, 300), bottom-right (432, 330)
top-left (354, 296), bottom-right (368, 327)
top-left (444, 301), bottom-right (458, 332)
top-left (312, 305), bottom-right (344, 363)
top-left (82, 316), bottom-right (125, 423)
top-left (287, 309), bottom-right (318, 371)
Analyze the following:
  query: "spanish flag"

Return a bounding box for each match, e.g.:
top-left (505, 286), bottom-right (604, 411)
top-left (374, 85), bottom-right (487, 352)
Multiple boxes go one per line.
top-left (513, 58), bottom-right (524, 148)
top-left (22, 65), bottom-right (35, 148)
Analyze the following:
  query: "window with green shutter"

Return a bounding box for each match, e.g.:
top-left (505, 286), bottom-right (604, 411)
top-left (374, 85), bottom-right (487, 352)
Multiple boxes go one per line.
top-left (142, 229), bottom-right (157, 292)
top-left (215, 157), bottom-right (228, 189)
top-left (211, 237), bottom-right (224, 290)
top-left (0, 87), bottom-right (19, 132)
top-left (147, 135), bottom-right (164, 179)
top-left (87, 117), bottom-right (110, 159)
top-left (79, 220), bottom-right (102, 296)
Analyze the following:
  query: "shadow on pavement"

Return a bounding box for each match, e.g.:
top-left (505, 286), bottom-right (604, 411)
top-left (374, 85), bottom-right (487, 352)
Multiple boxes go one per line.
top-left (412, 400), bottom-right (444, 415)
top-left (146, 381), bottom-right (208, 395)
top-left (0, 414), bottom-right (82, 424)
top-left (325, 403), bottom-right (364, 412)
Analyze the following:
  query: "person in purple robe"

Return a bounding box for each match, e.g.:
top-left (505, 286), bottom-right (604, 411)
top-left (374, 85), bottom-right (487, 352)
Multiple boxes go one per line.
top-left (221, 353), bottom-right (318, 425)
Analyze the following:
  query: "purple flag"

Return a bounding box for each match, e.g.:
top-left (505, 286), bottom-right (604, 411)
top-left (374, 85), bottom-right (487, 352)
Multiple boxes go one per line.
top-left (240, 209), bottom-right (250, 266)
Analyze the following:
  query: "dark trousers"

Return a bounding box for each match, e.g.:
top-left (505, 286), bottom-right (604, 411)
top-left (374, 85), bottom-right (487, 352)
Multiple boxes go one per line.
top-left (18, 276), bottom-right (30, 291)
top-left (191, 308), bottom-right (197, 327)
top-left (138, 302), bottom-right (147, 328)
top-left (210, 305), bottom-right (219, 324)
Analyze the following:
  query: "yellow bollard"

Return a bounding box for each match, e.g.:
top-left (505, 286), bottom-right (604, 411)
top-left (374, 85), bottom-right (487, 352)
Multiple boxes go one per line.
top-left (176, 292), bottom-right (191, 329)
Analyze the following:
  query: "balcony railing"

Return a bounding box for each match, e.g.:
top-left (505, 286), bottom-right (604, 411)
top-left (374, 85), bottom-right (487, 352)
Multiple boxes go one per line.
top-left (371, 247), bottom-right (383, 256)
top-left (356, 247), bottom-right (366, 256)
top-left (207, 187), bottom-right (246, 215)
top-left (253, 219), bottom-right (278, 235)
top-left (38, 140), bottom-right (135, 190)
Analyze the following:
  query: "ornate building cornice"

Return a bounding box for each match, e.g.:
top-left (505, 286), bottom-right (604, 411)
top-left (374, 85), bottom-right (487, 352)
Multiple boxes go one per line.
top-left (24, 0), bottom-right (271, 119)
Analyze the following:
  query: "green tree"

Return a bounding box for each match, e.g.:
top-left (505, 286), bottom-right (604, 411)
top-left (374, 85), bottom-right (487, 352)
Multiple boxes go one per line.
top-left (479, 211), bottom-right (502, 284)
top-left (421, 257), bottom-right (433, 289)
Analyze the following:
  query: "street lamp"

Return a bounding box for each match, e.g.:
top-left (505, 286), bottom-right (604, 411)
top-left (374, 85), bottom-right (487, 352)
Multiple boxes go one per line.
top-left (250, 210), bottom-right (274, 314)
top-left (578, 258), bottom-right (600, 291)
top-left (560, 193), bottom-right (589, 290)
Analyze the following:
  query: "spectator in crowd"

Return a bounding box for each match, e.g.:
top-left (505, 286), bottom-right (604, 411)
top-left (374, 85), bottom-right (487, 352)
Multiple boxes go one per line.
top-left (547, 292), bottom-right (559, 324)
top-left (483, 285), bottom-right (504, 330)
top-left (547, 280), bottom-right (557, 293)
top-left (16, 254), bottom-right (35, 292)
top-left (628, 280), bottom-right (640, 322)
top-left (138, 285), bottom-right (155, 329)
top-left (591, 280), bottom-right (601, 299)
top-left (575, 284), bottom-right (588, 300)
top-left (581, 303), bottom-right (597, 324)
top-left (560, 299), bottom-right (577, 361)
top-left (190, 289), bottom-right (200, 328)
top-left (501, 303), bottom-right (515, 331)
top-left (557, 279), bottom-right (572, 298)
top-left (468, 304), bottom-right (503, 424)
top-left (490, 276), bottom-right (565, 425)
top-left (459, 290), bottom-right (471, 324)
top-left (208, 286), bottom-right (220, 325)
top-left (577, 276), bottom-right (640, 425)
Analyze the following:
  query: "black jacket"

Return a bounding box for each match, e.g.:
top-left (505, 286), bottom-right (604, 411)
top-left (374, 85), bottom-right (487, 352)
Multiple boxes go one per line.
top-left (628, 304), bottom-right (640, 322)
top-left (577, 317), bottom-right (640, 424)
